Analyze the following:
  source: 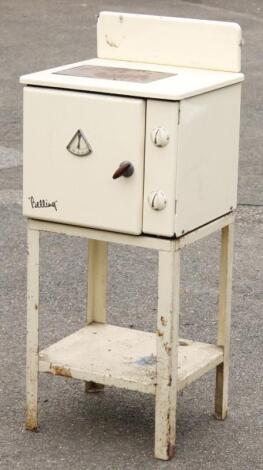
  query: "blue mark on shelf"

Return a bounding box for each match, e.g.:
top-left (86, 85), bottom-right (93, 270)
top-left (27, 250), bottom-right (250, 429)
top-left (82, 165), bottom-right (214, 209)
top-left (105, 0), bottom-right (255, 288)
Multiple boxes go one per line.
top-left (134, 355), bottom-right (156, 366)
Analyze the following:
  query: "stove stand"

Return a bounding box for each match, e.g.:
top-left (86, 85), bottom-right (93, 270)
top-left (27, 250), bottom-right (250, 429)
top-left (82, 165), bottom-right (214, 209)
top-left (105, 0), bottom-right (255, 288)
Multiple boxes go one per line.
top-left (26, 212), bottom-right (234, 460)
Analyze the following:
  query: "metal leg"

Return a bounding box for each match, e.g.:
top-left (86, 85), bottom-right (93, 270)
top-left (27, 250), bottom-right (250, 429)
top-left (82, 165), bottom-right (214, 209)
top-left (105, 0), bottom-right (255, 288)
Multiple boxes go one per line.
top-left (85, 239), bottom-right (108, 393)
top-left (215, 223), bottom-right (234, 419)
top-left (155, 248), bottom-right (180, 460)
top-left (26, 226), bottom-right (39, 431)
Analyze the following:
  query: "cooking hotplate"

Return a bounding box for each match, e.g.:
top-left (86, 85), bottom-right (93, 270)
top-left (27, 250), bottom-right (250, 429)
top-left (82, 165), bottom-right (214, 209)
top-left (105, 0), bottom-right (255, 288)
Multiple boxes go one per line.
top-left (55, 64), bottom-right (175, 83)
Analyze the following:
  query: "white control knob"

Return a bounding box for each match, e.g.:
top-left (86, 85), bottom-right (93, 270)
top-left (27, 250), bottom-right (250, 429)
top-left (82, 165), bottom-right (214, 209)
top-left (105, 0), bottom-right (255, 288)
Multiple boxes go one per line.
top-left (150, 127), bottom-right (170, 147)
top-left (148, 191), bottom-right (167, 211)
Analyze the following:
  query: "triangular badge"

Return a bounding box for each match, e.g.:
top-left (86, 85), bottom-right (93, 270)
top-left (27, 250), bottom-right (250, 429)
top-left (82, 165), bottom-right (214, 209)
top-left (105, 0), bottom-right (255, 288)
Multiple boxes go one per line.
top-left (66, 129), bottom-right (92, 157)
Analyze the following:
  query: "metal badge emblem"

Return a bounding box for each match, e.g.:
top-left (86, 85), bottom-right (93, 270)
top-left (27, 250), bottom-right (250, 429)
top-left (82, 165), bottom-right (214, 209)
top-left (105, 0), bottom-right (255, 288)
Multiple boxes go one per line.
top-left (66, 129), bottom-right (92, 157)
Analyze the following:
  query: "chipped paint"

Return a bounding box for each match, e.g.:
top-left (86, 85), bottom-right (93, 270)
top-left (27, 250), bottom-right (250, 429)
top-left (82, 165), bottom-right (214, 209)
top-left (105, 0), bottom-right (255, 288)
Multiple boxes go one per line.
top-left (164, 343), bottom-right (171, 354)
top-left (50, 364), bottom-right (72, 378)
top-left (105, 34), bottom-right (118, 48)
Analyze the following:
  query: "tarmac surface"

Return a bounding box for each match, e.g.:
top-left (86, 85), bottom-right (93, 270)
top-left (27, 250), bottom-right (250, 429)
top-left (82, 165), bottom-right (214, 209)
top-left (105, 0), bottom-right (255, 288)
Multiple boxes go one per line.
top-left (0, 1), bottom-right (262, 469)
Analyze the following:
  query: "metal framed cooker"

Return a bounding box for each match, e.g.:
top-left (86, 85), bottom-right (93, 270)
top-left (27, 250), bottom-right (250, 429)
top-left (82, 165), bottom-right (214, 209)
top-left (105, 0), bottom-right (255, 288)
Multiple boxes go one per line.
top-left (21, 12), bottom-right (243, 237)
top-left (21, 12), bottom-right (244, 461)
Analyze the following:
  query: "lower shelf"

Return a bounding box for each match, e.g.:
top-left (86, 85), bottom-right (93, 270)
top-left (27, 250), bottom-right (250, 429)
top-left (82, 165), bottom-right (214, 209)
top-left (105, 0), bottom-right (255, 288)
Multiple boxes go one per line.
top-left (39, 323), bottom-right (223, 394)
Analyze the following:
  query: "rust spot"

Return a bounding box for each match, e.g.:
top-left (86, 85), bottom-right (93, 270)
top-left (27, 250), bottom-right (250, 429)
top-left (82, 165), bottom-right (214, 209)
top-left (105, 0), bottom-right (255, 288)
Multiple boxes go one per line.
top-left (161, 316), bottom-right (167, 327)
top-left (167, 443), bottom-right (176, 459)
top-left (26, 424), bottom-right (38, 432)
top-left (165, 411), bottom-right (176, 458)
top-left (51, 365), bottom-right (72, 378)
top-left (26, 411), bottom-right (38, 432)
top-left (156, 329), bottom-right (163, 337)
top-left (164, 343), bottom-right (171, 354)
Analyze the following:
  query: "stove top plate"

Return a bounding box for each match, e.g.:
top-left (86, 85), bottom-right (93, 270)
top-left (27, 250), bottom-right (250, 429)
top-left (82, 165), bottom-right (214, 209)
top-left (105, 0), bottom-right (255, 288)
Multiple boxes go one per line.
top-left (54, 64), bottom-right (175, 83)
top-left (20, 58), bottom-right (244, 101)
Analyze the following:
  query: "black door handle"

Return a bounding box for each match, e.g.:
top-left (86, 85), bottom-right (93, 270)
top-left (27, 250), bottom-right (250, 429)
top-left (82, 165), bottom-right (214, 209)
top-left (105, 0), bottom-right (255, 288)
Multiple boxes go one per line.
top-left (112, 161), bottom-right (134, 179)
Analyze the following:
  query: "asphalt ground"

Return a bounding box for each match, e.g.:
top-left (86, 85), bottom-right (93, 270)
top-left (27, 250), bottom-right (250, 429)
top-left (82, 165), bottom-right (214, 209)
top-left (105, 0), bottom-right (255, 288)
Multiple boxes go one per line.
top-left (0, 1), bottom-right (262, 469)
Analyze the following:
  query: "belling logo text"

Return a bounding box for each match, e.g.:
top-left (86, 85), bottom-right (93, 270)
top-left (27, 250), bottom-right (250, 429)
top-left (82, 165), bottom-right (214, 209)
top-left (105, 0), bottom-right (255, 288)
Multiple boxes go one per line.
top-left (28, 196), bottom-right (58, 212)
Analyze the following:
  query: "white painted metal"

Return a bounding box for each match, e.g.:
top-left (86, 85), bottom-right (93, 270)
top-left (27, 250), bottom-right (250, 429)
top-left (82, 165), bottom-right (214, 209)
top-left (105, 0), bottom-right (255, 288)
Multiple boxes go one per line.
top-left (24, 83), bottom-right (240, 237)
top-left (23, 87), bottom-right (145, 234)
top-left (97, 12), bottom-right (242, 72)
top-left (174, 84), bottom-right (241, 236)
top-left (155, 249), bottom-right (180, 459)
top-left (85, 239), bottom-right (108, 392)
top-left (26, 227), bottom-right (39, 431)
top-left (26, 214), bottom-right (232, 460)
top-left (176, 212), bottom-right (234, 250)
top-left (87, 240), bottom-right (108, 324)
top-left (143, 100), bottom-right (179, 237)
top-left (142, 84), bottom-right (238, 237)
top-left (215, 224), bottom-right (234, 419)
top-left (20, 58), bottom-right (244, 101)
top-left (27, 218), bottom-right (176, 251)
top-left (27, 213), bottom-right (234, 252)
top-left (23, 9), bottom-right (239, 459)
top-left (38, 323), bottom-right (223, 395)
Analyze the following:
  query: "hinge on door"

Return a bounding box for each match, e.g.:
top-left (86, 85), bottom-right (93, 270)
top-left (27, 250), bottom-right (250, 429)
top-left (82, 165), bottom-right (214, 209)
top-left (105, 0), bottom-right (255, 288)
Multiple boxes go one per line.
top-left (178, 103), bottom-right (181, 126)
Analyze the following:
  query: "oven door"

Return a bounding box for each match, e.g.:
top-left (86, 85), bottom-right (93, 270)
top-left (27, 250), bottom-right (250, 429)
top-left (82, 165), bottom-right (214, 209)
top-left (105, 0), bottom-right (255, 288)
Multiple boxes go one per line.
top-left (23, 87), bottom-right (145, 234)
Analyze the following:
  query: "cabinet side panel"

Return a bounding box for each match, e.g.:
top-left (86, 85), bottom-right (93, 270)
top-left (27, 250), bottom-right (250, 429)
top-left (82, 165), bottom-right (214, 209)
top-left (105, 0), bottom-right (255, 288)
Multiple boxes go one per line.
top-left (175, 84), bottom-right (241, 236)
top-left (143, 101), bottom-right (179, 237)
